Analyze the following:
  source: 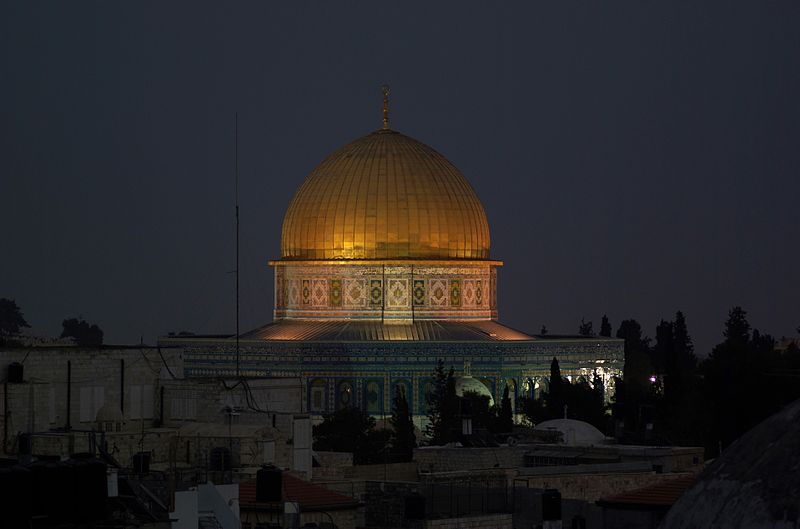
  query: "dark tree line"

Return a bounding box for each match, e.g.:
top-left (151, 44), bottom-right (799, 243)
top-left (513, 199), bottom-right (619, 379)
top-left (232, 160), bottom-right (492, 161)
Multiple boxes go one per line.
top-left (0, 299), bottom-right (104, 347)
top-left (519, 357), bottom-right (607, 431)
top-left (0, 298), bottom-right (29, 345)
top-left (313, 384), bottom-right (417, 464)
top-left (611, 307), bottom-right (800, 457)
top-left (425, 359), bottom-right (514, 445)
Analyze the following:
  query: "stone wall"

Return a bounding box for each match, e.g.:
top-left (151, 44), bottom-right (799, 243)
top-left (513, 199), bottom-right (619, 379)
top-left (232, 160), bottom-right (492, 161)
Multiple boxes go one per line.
top-left (519, 471), bottom-right (696, 503)
top-left (0, 347), bottom-right (182, 453)
top-left (415, 446), bottom-right (525, 473)
top-left (423, 513), bottom-right (512, 529)
top-left (343, 461), bottom-right (418, 482)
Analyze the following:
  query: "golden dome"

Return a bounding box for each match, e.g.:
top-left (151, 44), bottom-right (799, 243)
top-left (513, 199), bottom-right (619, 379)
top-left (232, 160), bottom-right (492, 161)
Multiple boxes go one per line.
top-left (281, 129), bottom-right (491, 260)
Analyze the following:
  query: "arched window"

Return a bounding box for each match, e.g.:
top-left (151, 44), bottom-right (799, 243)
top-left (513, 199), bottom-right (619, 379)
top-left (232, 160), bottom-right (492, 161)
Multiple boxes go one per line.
top-left (537, 377), bottom-right (550, 400)
top-left (422, 381), bottom-right (436, 413)
top-left (337, 381), bottom-right (354, 410)
top-left (309, 379), bottom-right (327, 412)
top-left (364, 381), bottom-right (382, 414)
top-left (505, 379), bottom-right (517, 411)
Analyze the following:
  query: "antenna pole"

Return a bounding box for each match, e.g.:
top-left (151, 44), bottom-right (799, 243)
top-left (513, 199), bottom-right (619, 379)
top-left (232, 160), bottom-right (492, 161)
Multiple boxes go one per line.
top-left (235, 112), bottom-right (240, 378)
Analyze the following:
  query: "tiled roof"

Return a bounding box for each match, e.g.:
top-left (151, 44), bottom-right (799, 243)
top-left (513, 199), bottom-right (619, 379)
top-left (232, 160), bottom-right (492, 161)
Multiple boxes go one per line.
top-left (596, 474), bottom-right (697, 511)
top-left (239, 473), bottom-right (359, 512)
top-left (239, 319), bottom-right (534, 342)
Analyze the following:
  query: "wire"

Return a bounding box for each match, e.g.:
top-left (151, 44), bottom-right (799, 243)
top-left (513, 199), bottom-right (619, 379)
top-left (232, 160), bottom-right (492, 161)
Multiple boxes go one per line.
top-left (157, 346), bottom-right (179, 380)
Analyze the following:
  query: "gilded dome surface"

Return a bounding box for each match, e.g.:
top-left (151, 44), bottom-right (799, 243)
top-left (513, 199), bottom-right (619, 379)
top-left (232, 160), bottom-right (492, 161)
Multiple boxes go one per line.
top-left (281, 129), bottom-right (490, 260)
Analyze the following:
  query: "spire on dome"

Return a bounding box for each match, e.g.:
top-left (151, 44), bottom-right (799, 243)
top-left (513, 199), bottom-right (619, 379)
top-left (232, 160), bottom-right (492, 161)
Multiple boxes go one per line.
top-left (381, 84), bottom-right (390, 130)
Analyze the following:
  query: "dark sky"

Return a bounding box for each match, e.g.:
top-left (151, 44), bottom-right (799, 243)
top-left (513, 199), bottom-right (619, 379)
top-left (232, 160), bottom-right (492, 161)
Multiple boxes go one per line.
top-left (2, 2), bottom-right (799, 354)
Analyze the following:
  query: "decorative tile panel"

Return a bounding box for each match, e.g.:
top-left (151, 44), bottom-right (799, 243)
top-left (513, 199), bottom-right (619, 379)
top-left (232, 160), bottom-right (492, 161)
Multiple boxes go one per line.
top-left (463, 279), bottom-right (476, 307)
top-left (413, 279), bottom-right (425, 306)
top-left (330, 279), bottom-right (342, 307)
top-left (302, 279), bottom-right (311, 305)
top-left (344, 279), bottom-right (367, 307)
top-left (450, 279), bottom-right (461, 307)
top-left (476, 280), bottom-right (483, 306)
top-left (288, 279), bottom-right (301, 306)
top-left (429, 279), bottom-right (448, 306)
top-left (311, 279), bottom-right (328, 307)
top-left (369, 279), bottom-right (383, 307)
top-left (387, 279), bottom-right (410, 308)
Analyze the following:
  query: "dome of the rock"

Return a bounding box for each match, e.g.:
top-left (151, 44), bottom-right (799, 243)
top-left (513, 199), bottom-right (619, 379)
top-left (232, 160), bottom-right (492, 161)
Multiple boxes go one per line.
top-left (281, 129), bottom-right (490, 260)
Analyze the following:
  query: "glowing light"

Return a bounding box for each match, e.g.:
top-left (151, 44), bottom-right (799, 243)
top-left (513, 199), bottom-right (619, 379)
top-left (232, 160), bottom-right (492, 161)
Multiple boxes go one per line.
top-left (649, 375), bottom-right (657, 384)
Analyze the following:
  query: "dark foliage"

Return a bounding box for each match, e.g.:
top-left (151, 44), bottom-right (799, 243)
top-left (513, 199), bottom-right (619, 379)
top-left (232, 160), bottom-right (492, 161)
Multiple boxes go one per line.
top-left (614, 319), bottom-right (654, 431)
top-left (599, 315), bottom-right (612, 337)
top-left (425, 359), bottom-right (458, 445)
top-left (700, 306), bottom-right (800, 456)
top-left (497, 385), bottom-right (514, 433)
top-left (0, 298), bottom-right (30, 342)
top-left (312, 407), bottom-right (391, 464)
top-left (579, 318), bottom-right (593, 337)
top-left (521, 358), bottom-right (607, 431)
top-left (390, 386), bottom-right (416, 462)
top-left (547, 357), bottom-right (565, 418)
top-left (61, 317), bottom-right (104, 347)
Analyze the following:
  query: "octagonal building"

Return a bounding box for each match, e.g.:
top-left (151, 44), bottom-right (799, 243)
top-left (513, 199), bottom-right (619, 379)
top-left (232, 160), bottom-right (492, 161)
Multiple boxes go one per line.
top-left (166, 95), bottom-right (624, 420)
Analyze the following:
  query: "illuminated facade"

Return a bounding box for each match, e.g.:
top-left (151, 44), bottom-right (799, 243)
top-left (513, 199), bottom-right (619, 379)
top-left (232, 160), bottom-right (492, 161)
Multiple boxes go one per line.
top-left (167, 93), bottom-right (624, 419)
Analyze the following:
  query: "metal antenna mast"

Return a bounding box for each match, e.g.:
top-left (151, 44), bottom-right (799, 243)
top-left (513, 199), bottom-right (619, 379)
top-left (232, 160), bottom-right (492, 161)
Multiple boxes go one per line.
top-left (235, 112), bottom-right (240, 378)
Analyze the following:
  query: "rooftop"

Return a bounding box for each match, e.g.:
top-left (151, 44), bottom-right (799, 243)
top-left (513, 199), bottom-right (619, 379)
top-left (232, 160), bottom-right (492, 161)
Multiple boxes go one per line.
top-left (239, 473), bottom-right (359, 512)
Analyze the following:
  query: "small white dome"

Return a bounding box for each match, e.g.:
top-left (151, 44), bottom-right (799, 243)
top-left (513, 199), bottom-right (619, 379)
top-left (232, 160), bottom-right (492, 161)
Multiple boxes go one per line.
top-left (534, 418), bottom-right (606, 446)
top-left (454, 376), bottom-right (494, 406)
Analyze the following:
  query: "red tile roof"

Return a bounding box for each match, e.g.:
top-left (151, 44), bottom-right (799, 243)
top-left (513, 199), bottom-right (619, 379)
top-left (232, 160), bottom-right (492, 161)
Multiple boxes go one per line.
top-left (596, 474), bottom-right (697, 511)
top-left (239, 473), bottom-right (359, 512)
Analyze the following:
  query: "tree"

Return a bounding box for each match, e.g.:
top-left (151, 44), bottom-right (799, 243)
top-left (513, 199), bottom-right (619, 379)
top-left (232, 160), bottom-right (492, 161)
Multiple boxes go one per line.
top-left (496, 385), bottom-right (514, 433)
top-left (599, 315), bottom-right (612, 337)
top-left (425, 360), bottom-right (458, 445)
top-left (460, 390), bottom-right (494, 432)
top-left (547, 357), bottom-right (565, 418)
top-left (61, 318), bottom-right (103, 347)
top-left (615, 319), bottom-right (653, 432)
top-left (564, 374), bottom-right (607, 431)
top-left (540, 325), bottom-right (548, 336)
top-left (579, 318), bottom-right (593, 337)
top-left (700, 306), bottom-right (800, 456)
top-left (673, 312), bottom-right (696, 371)
top-left (313, 407), bottom-right (390, 464)
top-left (0, 298), bottom-right (30, 341)
top-left (390, 386), bottom-right (416, 462)
top-left (723, 306), bottom-right (750, 347)
top-left (652, 320), bottom-right (674, 380)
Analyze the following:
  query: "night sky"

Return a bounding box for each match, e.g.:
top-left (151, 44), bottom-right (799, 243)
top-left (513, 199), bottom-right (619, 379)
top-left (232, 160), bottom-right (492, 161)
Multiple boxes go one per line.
top-left (2, 2), bottom-right (799, 355)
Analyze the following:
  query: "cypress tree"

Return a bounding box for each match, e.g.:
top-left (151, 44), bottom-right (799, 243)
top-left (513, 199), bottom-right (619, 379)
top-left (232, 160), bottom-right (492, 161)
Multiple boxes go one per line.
top-left (390, 386), bottom-right (416, 462)
top-left (547, 357), bottom-right (565, 419)
top-left (425, 359), bottom-right (457, 445)
top-left (599, 315), bottom-right (612, 337)
top-left (497, 385), bottom-right (514, 433)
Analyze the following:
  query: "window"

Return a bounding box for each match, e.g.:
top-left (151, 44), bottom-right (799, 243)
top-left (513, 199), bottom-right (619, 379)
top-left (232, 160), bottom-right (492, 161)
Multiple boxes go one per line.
top-left (310, 379), bottom-right (326, 412)
top-left (365, 381), bottom-right (381, 413)
top-left (79, 386), bottom-right (105, 422)
top-left (130, 385), bottom-right (155, 420)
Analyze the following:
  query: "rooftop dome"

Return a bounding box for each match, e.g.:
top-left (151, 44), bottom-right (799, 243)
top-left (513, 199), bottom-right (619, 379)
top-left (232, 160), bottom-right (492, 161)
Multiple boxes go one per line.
top-left (281, 129), bottom-right (490, 260)
top-left (661, 398), bottom-right (800, 528)
top-left (454, 376), bottom-right (495, 406)
top-left (534, 418), bottom-right (607, 446)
